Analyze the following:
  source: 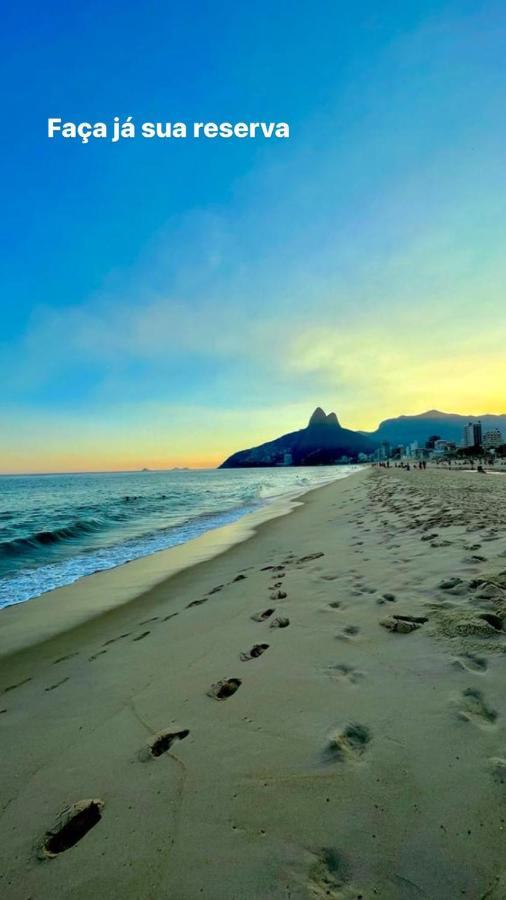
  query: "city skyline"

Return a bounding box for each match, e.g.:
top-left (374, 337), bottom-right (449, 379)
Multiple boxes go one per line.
top-left (1, 406), bottom-right (505, 475)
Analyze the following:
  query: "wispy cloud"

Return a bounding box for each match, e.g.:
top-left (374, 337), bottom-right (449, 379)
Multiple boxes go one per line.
top-left (3, 4), bottom-right (506, 470)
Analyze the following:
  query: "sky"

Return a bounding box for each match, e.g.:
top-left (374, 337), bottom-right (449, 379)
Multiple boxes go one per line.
top-left (1, 0), bottom-right (506, 472)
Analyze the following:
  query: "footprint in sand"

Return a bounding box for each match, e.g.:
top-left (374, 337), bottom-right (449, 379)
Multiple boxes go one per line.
top-left (52, 652), bottom-right (79, 665)
top-left (2, 676), bottom-right (32, 694)
top-left (186, 598), bottom-right (208, 608)
top-left (251, 608), bottom-right (275, 622)
top-left (232, 573), bottom-right (247, 582)
top-left (45, 677), bottom-right (69, 692)
top-left (337, 625), bottom-right (360, 641)
top-left (439, 577), bottom-right (466, 594)
top-left (141, 728), bottom-right (190, 760)
top-left (207, 677), bottom-right (242, 700)
top-left (39, 799), bottom-right (104, 858)
top-left (297, 552), bottom-right (325, 564)
top-left (471, 577), bottom-right (506, 601)
top-left (270, 590), bottom-right (287, 600)
top-left (103, 632), bottom-right (131, 646)
top-left (452, 653), bottom-right (488, 674)
top-left (477, 613), bottom-right (504, 632)
top-left (139, 616), bottom-right (159, 625)
top-left (163, 612), bottom-right (179, 622)
top-left (324, 722), bottom-right (371, 763)
top-left (307, 847), bottom-right (353, 899)
top-left (454, 688), bottom-right (497, 727)
top-left (89, 649), bottom-right (108, 661)
top-left (270, 616), bottom-right (290, 629)
top-left (380, 614), bottom-right (427, 634)
top-left (132, 631), bottom-right (151, 642)
top-left (240, 643), bottom-right (269, 661)
top-left (324, 664), bottom-right (365, 685)
top-left (376, 592), bottom-right (396, 606)
top-left (208, 584), bottom-right (224, 594)
top-left (432, 607), bottom-right (503, 639)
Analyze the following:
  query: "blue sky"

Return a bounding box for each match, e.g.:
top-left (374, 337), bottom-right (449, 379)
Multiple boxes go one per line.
top-left (1, 0), bottom-right (506, 471)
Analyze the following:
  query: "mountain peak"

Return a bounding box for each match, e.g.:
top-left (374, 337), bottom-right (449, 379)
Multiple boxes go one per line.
top-left (220, 407), bottom-right (375, 467)
top-left (308, 408), bottom-right (340, 427)
top-left (419, 409), bottom-right (447, 419)
top-left (308, 407), bottom-right (327, 425)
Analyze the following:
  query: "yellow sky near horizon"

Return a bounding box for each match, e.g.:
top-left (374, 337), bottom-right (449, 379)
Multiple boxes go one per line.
top-left (3, 285), bottom-right (506, 475)
top-left (4, 4), bottom-right (506, 477)
top-left (2, 390), bottom-right (506, 475)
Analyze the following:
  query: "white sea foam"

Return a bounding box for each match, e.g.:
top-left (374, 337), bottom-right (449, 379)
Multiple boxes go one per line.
top-left (0, 465), bottom-right (360, 608)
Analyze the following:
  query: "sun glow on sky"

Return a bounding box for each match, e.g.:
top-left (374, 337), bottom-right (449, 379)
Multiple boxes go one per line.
top-left (2, 1), bottom-right (506, 473)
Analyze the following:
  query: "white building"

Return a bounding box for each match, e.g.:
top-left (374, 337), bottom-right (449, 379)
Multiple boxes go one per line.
top-left (464, 421), bottom-right (482, 448)
top-left (404, 441), bottom-right (418, 459)
top-left (483, 429), bottom-right (503, 450)
top-left (433, 440), bottom-right (455, 457)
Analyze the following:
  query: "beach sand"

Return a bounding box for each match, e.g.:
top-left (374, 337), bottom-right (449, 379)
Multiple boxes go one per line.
top-left (2, 466), bottom-right (506, 899)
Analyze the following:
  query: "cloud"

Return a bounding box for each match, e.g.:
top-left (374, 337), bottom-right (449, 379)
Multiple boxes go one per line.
top-left (284, 318), bottom-right (506, 427)
top-left (3, 1), bottom-right (506, 469)
top-left (4, 197), bottom-right (506, 428)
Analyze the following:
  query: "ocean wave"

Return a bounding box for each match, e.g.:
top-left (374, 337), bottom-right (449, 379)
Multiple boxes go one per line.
top-left (0, 501), bottom-right (261, 607)
top-left (0, 518), bottom-right (103, 556)
top-left (0, 465), bottom-right (360, 608)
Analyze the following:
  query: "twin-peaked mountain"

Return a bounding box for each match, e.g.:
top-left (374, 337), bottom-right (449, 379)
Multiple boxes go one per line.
top-left (220, 407), bottom-right (506, 468)
top-left (220, 408), bottom-right (376, 467)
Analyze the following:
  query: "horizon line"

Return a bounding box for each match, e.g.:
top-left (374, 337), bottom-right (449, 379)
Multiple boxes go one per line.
top-left (0, 466), bottom-right (219, 478)
top-left (2, 407), bottom-right (506, 477)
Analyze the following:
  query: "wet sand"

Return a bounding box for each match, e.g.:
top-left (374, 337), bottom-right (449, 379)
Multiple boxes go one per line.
top-left (2, 467), bottom-right (506, 899)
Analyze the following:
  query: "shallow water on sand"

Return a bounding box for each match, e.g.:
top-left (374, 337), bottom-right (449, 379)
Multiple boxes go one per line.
top-left (0, 466), bottom-right (358, 607)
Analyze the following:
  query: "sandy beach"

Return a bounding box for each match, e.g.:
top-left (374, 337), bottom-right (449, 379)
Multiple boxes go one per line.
top-left (2, 466), bottom-right (506, 899)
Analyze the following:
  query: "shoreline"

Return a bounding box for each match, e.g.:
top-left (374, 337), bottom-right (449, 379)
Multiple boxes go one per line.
top-left (2, 466), bottom-right (506, 899)
top-left (0, 468), bottom-right (362, 660)
top-left (1, 466), bottom-right (361, 611)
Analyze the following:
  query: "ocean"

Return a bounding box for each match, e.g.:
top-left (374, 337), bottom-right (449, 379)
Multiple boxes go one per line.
top-left (0, 466), bottom-right (359, 609)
